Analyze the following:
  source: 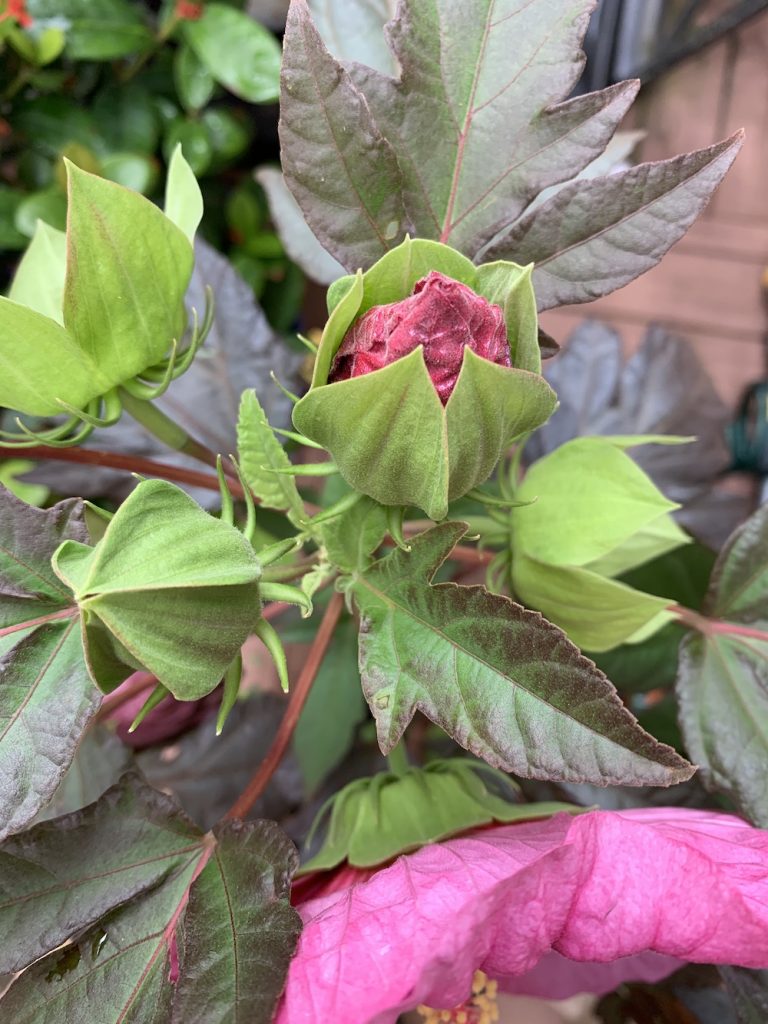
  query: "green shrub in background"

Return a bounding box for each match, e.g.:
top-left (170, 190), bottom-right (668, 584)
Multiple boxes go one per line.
top-left (0, 0), bottom-right (303, 331)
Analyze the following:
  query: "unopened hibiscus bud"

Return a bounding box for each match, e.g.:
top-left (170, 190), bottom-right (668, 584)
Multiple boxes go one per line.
top-left (330, 271), bottom-right (511, 405)
top-left (293, 238), bottom-right (557, 520)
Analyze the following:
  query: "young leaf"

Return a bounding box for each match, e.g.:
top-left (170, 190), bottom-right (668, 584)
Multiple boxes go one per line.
top-left (487, 134), bottom-right (743, 310)
top-left (183, 3), bottom-right (282, 104)
top-left (347, 0), bottom-right (639, 257)
top-left (238, 389), bottom-right (306, 524)
top-left (351, 523), bottom-right (693, 786)
top-left (164, 145), bottom-right (204, 245)
top-left (319, 495), bottom-right (387, 573)
top-left (279, 0), bottom-right (408, 271)
top-left (677, 505), bottom-right (768, 827)
top-left (0, 775), bottom-right (301, 1023)
top-left (8, 218), bottom-right (66, 324)
top-left (0, 490), bottom-right (99, 841)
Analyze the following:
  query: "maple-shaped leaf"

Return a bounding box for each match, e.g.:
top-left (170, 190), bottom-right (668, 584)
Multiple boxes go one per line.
top-left (279, 0), bottom-right (741, 306)
top-left (0, 774), bottom-right (301, 1023)
top-left (351, 522), bottom-right (693, 787)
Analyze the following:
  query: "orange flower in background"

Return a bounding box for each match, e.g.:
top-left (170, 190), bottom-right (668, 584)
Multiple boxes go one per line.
top-left (174, 0), bottom-right (204, 20)
top-left (0, 0), bottom-right (32, 27)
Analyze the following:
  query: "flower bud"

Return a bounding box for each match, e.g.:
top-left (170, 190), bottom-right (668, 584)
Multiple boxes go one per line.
top-left (293, 238), bottom-right (557, 520)
top-left (329, 271), bottom-right (511, 404)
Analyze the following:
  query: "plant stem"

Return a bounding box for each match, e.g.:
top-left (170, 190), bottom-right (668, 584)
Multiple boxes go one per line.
top-left (0, 446), bottom-right (245, 498)
top-left (387, 741), bottom-right (410, 777)
top-left (671, 604), bottom-right (768, 642)
top-left (118, 388), bottom-right (224, 471)
top-left (223, 590), bottom-right (344, 822)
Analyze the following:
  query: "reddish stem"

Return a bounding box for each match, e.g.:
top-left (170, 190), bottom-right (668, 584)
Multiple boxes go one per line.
top-left (449, 544), bottom-right (495, 566)
top-left (0, 446), bottom-right (243, 498)
top-left (0, 606), bottom-right (77, 638)
top-left (224, 590), bottom-right (345, 822)
top-left (671, 604), bottom-right (768, 642)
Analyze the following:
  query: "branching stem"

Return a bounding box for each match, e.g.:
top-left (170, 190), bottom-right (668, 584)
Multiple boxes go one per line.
top-left (223, 590), bottom-right (345, 822)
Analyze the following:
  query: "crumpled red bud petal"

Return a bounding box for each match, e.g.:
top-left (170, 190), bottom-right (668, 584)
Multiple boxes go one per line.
top-left (329, 271), bottom-right (511, 404)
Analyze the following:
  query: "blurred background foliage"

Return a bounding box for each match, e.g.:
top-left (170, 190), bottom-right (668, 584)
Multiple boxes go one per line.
top-left (0, 0), bottom-right (302, 332)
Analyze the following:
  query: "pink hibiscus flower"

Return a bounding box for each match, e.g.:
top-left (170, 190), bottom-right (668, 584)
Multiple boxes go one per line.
top-left (277, 808), bottom-right (768, 1023)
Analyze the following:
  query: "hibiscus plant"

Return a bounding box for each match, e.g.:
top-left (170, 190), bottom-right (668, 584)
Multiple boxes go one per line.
top-left (1, 1), bottom-right (767, 1022)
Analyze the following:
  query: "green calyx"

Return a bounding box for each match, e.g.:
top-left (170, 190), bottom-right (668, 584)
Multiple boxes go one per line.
top-left (52, 479), bottom-right (262, 701)
top-left (511, 436), bottom-right (692, 651)
top-left (0, 148), bottom-right (203, 436)
top-left (299, 757), bottom-right (581, 872)
top-left (292, 238), bottom-right (557, 521)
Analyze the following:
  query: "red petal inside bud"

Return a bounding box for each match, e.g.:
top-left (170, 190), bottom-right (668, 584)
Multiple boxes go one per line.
top-left (329, 271), bottom-right (511, 404)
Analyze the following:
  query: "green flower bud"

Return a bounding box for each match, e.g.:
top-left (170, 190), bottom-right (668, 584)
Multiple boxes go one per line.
top-left (52, 480), bottom-right (262, 701)
top-left (293, 238), bottom-right (557, 521)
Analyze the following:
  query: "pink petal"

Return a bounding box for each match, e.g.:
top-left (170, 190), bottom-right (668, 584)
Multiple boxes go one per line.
top-left (277, 809), bottom-right (768, 1024)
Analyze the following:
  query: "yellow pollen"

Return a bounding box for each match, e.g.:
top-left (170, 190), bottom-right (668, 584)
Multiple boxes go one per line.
top-left (416, 971), bottom-right (500, 1024)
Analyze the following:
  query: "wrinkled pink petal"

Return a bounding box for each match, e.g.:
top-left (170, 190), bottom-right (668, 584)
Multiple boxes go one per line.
top-left (277, 809), bottom-right (768, 1024)
top-left (329, 271), bottom-right (510, 404)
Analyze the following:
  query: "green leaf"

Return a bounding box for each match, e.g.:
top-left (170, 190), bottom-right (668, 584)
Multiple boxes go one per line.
top-left (92, 83), bottom-right (161, 154)
top-left (302, 759), bottom-right (580, 871)
top-left (238, 389), bottom-right (305, 524)
top-left (174, 41), bottom-right (216, 113)
top-left (183, 3), bottom-right (282, 103)
top-left (64, 162), bottom-right (193, 391)
top-left (0, 775), bottom-right (300, 1023)
top-left (279, 0), bottom-right (407, 270)
top-left (352, 522), bottom-right (693, 786)
top-left (164, 144), bottom-right (204, 244)
top-left (344, 0), bottom-right (638, 256)
top-left (514, 438), bottom-right (680, 567)
top-left (0, 773), bottom-right (199, 975)
top-left (0, 186), bottom-right (27, 249)
top-left (171, 820), bottom-right (301, 1024)
top-left (53, 480), bottom-right (262, 700)
top-left (0, 621), bottom-right (99, 842)
top-left (488, 133), bottom-right (744, 310)
top-left (9, 218), bottom-right (66, 324)
top-left (32, 725), bottom-right (132, 823)
top-left (294, 614), bottom-right (367, 791)
top-left (677, 505), bottom-right (768, 827)
top-left (319, 495), bottom-right (387, 572)
top-left (0, 488), bottom-right (86, 628)
top-left (0, 490), bottom-right (100, 841)
top-left (512, 555), bottom-right (672, 652)
top-left (27, 0), bottom-right (153, 60)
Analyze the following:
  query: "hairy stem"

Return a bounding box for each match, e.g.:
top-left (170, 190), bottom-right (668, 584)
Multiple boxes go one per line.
top-left (224, 590), bottom-right (345, 822)
top-left (118, 388), bottom-right (224, 472)
top-left (387, 741), bottom-right (410, 777)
